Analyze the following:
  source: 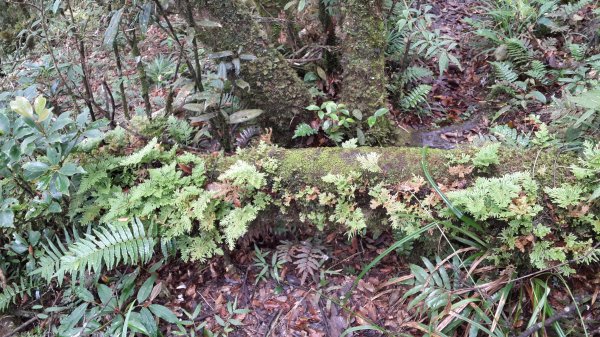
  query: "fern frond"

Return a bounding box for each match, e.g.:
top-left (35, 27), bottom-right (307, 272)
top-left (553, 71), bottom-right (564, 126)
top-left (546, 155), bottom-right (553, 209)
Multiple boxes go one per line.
top-left (505, 38), bottom-right (533, 67)
top-left (568, 43), bottom-right (588, 61)
top-left (0, 280), bottom-right (39, 313)
top-left (32, 219), bottom-right (157, 283)
top-left (400, 84), bottom-right (431, 109)
top-left (490, 125), bottom-right (531, 147)
top-left (490, 61), bottom-right (518, 83)
top-left (401, 66), bottom-right (433, 86)
top-left (562, 0), bottom-right (594, 16)
top-left (525, 60), bottom-right (550, 85)
top-left (120, 138), bottom-right (159, 166)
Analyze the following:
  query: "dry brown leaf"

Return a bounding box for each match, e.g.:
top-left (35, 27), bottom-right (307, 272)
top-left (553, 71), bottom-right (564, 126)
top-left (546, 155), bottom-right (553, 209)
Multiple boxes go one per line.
top-left (448, 164), bottom-right (474, 178)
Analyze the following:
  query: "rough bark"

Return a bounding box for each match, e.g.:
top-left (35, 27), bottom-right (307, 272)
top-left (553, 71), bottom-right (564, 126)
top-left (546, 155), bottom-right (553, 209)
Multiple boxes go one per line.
top-left (187, 0), bottom-right (312, 139)
top-left (339, 1), bottom-right (388, 123)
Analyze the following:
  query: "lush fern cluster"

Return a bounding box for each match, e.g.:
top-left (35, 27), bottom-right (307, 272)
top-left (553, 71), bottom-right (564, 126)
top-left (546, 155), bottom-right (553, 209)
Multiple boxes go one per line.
top-left (67, 138), bottom-right (275, 263)
top-left (446, 167), bottom-right (599, 274)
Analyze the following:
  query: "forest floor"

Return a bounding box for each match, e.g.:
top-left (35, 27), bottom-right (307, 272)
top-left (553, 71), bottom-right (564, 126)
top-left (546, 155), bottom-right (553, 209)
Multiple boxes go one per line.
top-left (134, 2), bottom-right (596, 335)
top-left (1, 1), bottom-right (597, 336)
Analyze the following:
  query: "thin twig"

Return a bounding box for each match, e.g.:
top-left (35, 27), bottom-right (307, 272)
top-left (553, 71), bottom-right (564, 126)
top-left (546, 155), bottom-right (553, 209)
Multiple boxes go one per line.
top-left (263, 309), bottom-right (282, 337)
top-left (0, 317), bottom-right (37, 337)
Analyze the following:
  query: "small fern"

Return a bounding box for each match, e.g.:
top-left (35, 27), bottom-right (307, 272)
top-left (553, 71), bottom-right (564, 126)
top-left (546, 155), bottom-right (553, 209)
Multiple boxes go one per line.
top-left (562, 0), bottom-right (594, 16)
top-left (488, 125), bottom-right (531, 147)
top-left (276, 240), bottom-right (327, 285)
top-left (490, 61), bottom-right (518, 83)
top-left (400, 84), bottom-right (432, 109)
top-left (568, 43), bottom-right (588, 61)
top-left (399, 66), bottom-right (433, 87)
top-left (0, 280), bottom-right (40, 312)
top-left (525, 60), bottom-right (550, 85)
top-left (505, 38), bottom-right (533, 67)
top-left (32, 219), bottom-right (157, 284)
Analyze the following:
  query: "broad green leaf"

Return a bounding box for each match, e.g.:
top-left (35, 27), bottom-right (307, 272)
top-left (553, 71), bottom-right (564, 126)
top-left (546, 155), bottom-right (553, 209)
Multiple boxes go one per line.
top-left (47, 147), bottom-right (60, 166)
top-left (298, 0), bottom-right (307, 11)
top-left (55, 174), bottom-right (71, 195)
top-left (62, 303), bottom-right (88, 330)
top-left (127, 312), bottom-right (150, 335)
top-left (373, 108), bottom-right (389, 118)
top-left (137, 275), bottom-right (157, 303)
top-left (139, 307), bottom-right (159, 337)
top-left (75, 287), bottom-right (95, 302)
top-left (367, 116), bottom-right (376, 128)
top-left (59, 163), bottom-right (86, 176)
top-left (148, 304), bottom-right (178, 323)
top-left (22, 161), bottom-right (49, 180)
top-left (34, 95), bottom-right (50, 122)
top-left (103, 8), bottom-right (123, 48)
top-left (97, 284), bottom-right (113, 305)
top-left (10, 96), bottom-right (34, 119)
top-left (527, 91), bottom-right (547, 104)
top-left (0, 209), bottom-right (15, 228)
top-left (0, 113), bottom-right (9, 135)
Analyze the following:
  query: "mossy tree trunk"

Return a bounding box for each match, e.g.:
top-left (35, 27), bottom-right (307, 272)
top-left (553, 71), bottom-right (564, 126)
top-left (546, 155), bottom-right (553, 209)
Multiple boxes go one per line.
top-left (185, 0), bottom-right (312, 140)
top-left (339, 1), bottom-right (389, 126)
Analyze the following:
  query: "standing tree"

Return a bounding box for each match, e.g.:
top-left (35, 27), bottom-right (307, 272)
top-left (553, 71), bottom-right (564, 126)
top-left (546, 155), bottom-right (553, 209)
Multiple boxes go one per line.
top-left (180, 0), bottom-right (391, 141)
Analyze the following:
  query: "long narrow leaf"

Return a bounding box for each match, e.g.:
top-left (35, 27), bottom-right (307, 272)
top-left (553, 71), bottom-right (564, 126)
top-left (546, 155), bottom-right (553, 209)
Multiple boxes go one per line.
top-left (342, 222), bottom-right (437, 303)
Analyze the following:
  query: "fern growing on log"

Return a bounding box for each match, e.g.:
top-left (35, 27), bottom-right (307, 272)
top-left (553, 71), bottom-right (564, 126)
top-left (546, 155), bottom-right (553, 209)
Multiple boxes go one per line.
top-left (32, 219), bottom-right (157, 284)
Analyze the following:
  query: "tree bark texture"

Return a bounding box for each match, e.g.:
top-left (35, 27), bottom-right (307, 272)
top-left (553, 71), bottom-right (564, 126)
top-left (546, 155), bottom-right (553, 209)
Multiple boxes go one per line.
top-left (339, 0), bottom-right (388, 117)
top-left (188, 0), bottom-right (312, 139)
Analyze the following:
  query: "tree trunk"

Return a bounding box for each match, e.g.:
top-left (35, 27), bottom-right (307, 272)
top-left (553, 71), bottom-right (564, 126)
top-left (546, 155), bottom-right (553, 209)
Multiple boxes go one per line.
top-left (186, 0), bottom-right (312, 140)
top-left (339, 0), bottom-right (389, 130)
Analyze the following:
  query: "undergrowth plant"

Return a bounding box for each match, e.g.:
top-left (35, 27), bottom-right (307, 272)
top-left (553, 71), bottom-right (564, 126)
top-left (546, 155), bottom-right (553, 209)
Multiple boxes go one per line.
top-left (293, 101), bottom-right (388, 145)
top-left (385, 1), bottom-right (461, 115)
top-left (469, 0), bottom-right (600, 120)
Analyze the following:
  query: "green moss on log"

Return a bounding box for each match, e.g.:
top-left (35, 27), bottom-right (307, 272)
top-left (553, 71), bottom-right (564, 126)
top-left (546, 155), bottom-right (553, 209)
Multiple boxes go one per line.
top-left (223, 145), bottom-right (575, 188)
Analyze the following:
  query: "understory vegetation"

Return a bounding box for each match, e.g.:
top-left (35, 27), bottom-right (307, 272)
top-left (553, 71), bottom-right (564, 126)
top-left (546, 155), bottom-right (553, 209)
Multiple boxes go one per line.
top-left (0, 0), bottom-right (599, 336)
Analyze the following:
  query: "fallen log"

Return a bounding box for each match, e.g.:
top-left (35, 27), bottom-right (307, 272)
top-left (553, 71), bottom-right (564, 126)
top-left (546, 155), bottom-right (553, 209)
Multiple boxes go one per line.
top-left (220, 145), bottom-right (575, 187)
